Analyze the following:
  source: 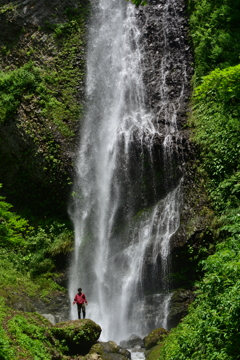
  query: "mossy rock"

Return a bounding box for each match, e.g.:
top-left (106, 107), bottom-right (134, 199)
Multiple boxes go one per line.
top-left (145, 343), bottom-right (163, 360)
top-left (0, 289), bottom-right (8, 299)
top-left (86, 341), bottom-right (131, 360)
top-left (51, 319), bottom-right (101, 355)
top-left (143, 327), bottom-right (168, 350)
top-left (8, 294), bottom-right (36, 312)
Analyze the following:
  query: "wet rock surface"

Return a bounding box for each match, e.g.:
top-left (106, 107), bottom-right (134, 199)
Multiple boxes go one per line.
top-left (87, 341), bottom-right (131, 360)
top-left (137, 0), bottom-right (193, 138)
top-left (6, 290), bottom-right (70, 323)
top-left (168, 288), bottom-right (195, 328)
top-left (0, 0), bottom-right (83, 31)
top-left (120, 334), bottom-right (143, 349)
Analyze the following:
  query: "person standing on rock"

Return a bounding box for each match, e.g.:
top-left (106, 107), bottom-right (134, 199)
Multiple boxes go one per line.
top-left (73, 288), bottom-right (88, 319)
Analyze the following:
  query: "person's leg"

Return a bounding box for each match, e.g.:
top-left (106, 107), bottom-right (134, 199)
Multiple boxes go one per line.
top-left (77, 304), bottom-right (81, 319)
top-left (82, 304), bottom-right (86, 319)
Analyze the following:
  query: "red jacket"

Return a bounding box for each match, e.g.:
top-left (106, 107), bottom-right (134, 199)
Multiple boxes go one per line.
top-left (73, 293), bottom-right (88, 305)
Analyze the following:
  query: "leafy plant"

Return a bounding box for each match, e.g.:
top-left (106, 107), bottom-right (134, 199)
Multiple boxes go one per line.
top-left (0, 62), bottom-right (41, 122)
top-left (192, 64), bottom-right (240, 212)
top-left (0, 184), bottom-right (30, 247)
top-left (159, 235), bottom-right (240, 360)
top-left (0, 298), bottom-right (16, 360)
top-left (187, 0), bottom-right (240, 81)
top-left (8, 315), bottom-right (52, 359)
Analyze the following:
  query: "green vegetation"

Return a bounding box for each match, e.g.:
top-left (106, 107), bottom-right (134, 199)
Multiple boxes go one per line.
top-left (7, 313), bottom-right (53, 360)
top-left (158, 0), bottom-right (240, 359)
top-left (0, 297), bottom-right (100, 359)
top-left (160, 237), bottom-right (240, 360)
top-left (0, 183), bottom-right (75, 358)
top-left (0, 63), bottom-right (51, 125)
top-left (0, 184), bottom-right (73, 294)
top-left (0, 2), bottom-right (90, 357)
top-left (188, 0), bottom-right (240, 81)
top-left (0, 2), bottom-right (16, 14)
top-left (129, 0), bottom-right (147, 5)
top-left (193, 65), bottom-right (240, 213)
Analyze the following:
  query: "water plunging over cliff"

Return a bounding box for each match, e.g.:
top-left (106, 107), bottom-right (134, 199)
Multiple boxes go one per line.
top-left (69, 0), bottom-right (191, 343)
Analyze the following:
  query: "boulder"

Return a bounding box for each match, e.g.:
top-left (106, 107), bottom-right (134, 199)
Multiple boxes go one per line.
top-left (86, 341), bottom-right (131, 360)
top-left (119, 334), bottom-right (142, 349)
top-left (143, 327), bottom-right (168, 350)
top-left (168, 288), bottom-right (195, 328)
top-left (145, 343), bottom-right (163, 360)
top-left (51, 319), bottom-right (101, 355)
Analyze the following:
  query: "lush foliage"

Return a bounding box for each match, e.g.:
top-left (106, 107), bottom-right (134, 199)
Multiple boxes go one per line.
top-left (0, 184), bottom-right (73, 295)
top-left (187, 0), bottom-right (240, 81)
top-left (0, 184), bottom-right (30, 247)
top-left (193, 64), bottom-right (240, 212)
top-left (0, 185), bottom-right (74, 358)
top-left (0, 296), bottom-right (100, 360)
top-left (160, 234), bottom-right (240, 360)
top-left (0, 63), bottom-right (40, 122)
top-left (0, 297), bottom-right (69, 359)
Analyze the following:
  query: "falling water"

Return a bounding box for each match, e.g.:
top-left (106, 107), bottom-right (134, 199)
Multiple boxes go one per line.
top-left (69, 0), bottom-right (189, 344)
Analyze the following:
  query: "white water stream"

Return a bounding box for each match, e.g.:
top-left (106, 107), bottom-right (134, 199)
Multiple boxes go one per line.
top-left (69, 0), bottom-right (187, 344)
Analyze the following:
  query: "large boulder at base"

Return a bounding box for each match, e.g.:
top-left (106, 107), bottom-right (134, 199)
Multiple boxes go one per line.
top-left (51, 319), bottom-right (101, 355)
top-left (86, 341), bottom-right (131, 360)
top-left (143, 328), bottom-right (169, 350)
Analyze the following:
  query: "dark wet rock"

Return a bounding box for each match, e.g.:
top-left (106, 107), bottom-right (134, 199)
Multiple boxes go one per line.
top-left (119, 334), bottom-right (142, 349)
top-left (9, 294), bottom-right (36, 313)
top-left (51, 319), bottom-right (101, 355)
top-left (86, 340), bottom-right (131, 360)
top-left (143, 327), bottom-right (169, 350)
top-left (168, 288), bottom-right (195, 328)
top-left (5, 290), bottom-right (70, 324)
top-left (137, 0), bottom-right (193, 135)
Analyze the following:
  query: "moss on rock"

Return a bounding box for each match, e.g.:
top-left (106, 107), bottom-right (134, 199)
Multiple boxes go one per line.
top-left (145, 343), bottom-right (163, 360)
top-left (51, 319), bottom-right (101, 355)
top-left (143, 327), bottom-right (169, 350)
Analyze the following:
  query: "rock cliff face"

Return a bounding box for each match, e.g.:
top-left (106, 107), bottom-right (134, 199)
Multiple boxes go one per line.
top-left (0, 0), bottom-right (89, 217)
top-left (137, 0), bottom-right (194, 199)
top-left (134, 0), bottom-right (212, 325)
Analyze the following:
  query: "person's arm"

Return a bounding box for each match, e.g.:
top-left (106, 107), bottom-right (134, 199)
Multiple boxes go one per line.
top-left (72, 294), bottom-right (77, 305)
top-left (83, 294), bottom-right (88, 305)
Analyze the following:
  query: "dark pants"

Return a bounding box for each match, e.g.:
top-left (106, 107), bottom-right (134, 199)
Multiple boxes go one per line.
top-left (77, 303), bottom-right (86, 319)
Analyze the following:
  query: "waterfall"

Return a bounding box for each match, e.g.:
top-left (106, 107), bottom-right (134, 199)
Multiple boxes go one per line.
top-left (69, 0), bottom-right (189, 343)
